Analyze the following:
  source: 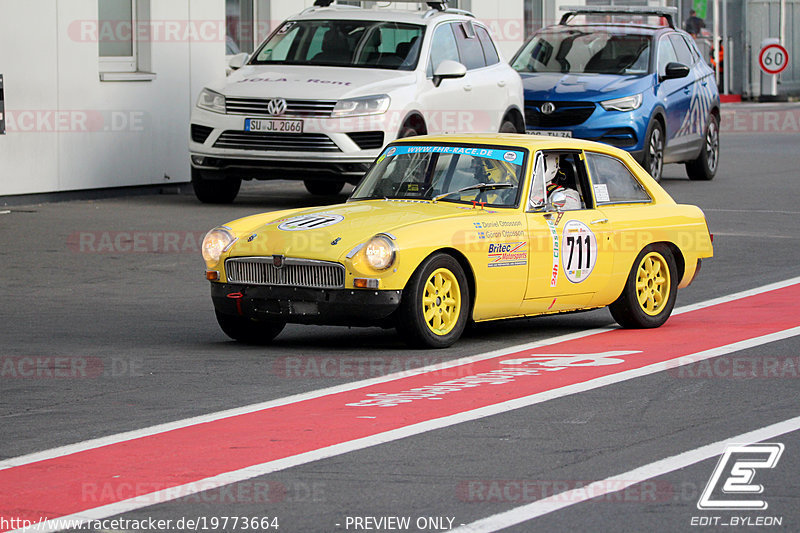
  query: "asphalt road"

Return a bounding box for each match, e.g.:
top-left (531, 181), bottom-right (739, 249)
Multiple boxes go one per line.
top-left (1, 110), bottom-right (799, 532)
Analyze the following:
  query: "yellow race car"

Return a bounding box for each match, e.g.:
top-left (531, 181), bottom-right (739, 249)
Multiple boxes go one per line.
top-left (201, 135), bottom-right (713, 348)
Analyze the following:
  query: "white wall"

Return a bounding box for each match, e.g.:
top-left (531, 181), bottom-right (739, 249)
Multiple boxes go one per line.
top-left (0, 0), bottom-right (224, 196)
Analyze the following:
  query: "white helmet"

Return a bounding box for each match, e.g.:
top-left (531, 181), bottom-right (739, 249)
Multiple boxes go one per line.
top-left (543, 153), bottom-right (560, 185)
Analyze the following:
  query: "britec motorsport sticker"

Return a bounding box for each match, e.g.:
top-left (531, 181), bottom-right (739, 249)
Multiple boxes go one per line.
top-left (278, 214), bottom-right (344, 231)
top-left (562, 220), bottom-right (597, 283)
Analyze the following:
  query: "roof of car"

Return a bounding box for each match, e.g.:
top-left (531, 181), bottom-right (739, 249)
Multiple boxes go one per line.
top-left (290, 6), bottom-right (470, 25)
top-left (389, 133), bottom-right (637, 156)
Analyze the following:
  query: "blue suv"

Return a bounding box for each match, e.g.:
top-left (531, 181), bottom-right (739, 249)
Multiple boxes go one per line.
top-left (511, 7), bottom-right (720, 181)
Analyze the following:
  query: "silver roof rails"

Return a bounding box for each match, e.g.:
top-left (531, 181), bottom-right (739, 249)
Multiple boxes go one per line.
top-left (559, 5), bottom-right (678, 29)
top-left (314, 0), bottom-right (447, 10)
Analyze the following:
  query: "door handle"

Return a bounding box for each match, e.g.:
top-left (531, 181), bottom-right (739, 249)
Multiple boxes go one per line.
top-left (590, 218), bottom-right (609, 225)
top-left (463, 84), bottom-right (473, 92)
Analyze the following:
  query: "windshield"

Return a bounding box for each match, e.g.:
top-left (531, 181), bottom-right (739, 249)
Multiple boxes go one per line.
top-left (512, 29), bottom-right (652, 75)
top-left (351, 144), bottom-right (527, 208)
top-left (251, 20), bottom-right (424, 70)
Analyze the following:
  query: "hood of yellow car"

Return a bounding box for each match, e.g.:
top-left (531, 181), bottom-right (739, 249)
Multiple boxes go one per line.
top-left (226, 200), bottom-right (480, 262)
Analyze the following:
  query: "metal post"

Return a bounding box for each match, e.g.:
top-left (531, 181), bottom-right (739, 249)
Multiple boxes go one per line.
top-left (713, 0), bottom-right (720, 87)
top-left (721, 0), bottom-right (727, 93)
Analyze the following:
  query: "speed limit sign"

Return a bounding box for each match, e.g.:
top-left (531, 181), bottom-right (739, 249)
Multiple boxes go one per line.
top-left (759, 43), bottom-right (789, 75)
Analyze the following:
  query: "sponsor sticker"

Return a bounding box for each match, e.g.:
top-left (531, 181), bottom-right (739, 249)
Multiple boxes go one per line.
top-left (546, 218), bottom-right (559, 287)
top-left (562, 220), bottom-right (597, 283)
top-left (386, 145), bottom-right (525, 166)
top-left (277, 214), bottom-right (344, 232)
top-left (488, 242), bottom-right (527, 267)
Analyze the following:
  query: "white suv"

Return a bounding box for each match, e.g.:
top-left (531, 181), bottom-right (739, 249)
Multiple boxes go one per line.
top-left (189, 0), bottom-right (525, 203)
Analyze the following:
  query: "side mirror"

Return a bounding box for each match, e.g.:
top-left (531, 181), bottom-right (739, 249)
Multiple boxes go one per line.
top-left (432, 60), bottom-right (467, 87)
top-left (662, 62), bottom-right (690, 81)
top-left (548, 190), bottom-right (567, 211)
top-left (228, 53), bottom-right (249, 71)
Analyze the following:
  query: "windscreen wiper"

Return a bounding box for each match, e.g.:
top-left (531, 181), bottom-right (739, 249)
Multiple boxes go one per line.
top-left (432, 183), bottom-right (513, 203)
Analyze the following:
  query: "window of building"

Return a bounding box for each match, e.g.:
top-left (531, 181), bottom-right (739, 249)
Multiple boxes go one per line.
top-left (227, 0), bottom-right (255, 54)
top-left (584, 152), bottom-right (651, 204)
top-left (524, 0), bottom-right (544, 39)
top-left (98, 0), bottom-right (153, 80)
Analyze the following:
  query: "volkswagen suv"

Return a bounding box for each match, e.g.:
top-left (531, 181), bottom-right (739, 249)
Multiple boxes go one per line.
top-left (189, 0), bottom-right (524, 203)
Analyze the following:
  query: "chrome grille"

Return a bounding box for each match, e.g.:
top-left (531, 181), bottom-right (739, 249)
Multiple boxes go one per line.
top-left (225, 98), bottom-right (337, 117)
top-left (225, 257), bottom-right (345, 289)
top-left (214, 131), bottom-right (340, 152)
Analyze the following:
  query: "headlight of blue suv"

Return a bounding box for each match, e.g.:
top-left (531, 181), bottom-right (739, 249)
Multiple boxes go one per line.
top-left (332, 95), bottom-right (391, 117)
top-left (197, 88), bottom-right (226, 114)
top-left (600, 93), bottom-right (643, 112)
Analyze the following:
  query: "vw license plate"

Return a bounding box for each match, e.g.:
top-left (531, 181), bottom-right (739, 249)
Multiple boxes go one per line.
top-left (246, 118), bottom-right (303, 134)
top-left (527, 130), bottom-right (572, 138)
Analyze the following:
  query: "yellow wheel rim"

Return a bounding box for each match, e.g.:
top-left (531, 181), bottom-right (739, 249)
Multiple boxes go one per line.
top-left (422, 268), bottom-right (462, 336)
top-left (636, 252), bottom-right (671, 316)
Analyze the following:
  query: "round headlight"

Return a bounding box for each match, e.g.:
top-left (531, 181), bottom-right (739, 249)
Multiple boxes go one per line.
top-left (202, 228), bottom-right (236, 264)
top-left (364, 235), bottom-right (396, 270)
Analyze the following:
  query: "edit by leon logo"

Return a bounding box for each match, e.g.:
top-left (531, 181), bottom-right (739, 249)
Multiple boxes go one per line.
top-left (697, 443), bottom-right (784, 510)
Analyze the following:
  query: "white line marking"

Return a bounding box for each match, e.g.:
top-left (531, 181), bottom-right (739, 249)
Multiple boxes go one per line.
top-left (15, 327), bottom-right (800, 532)
top-left (2, 276), bottom-right (798, 472)
top-left (451, 414), bottom-right (800, 532)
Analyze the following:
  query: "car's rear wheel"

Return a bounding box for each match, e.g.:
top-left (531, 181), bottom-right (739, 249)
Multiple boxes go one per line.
top-left (609, 244), bottom-right (678, 329)
top-left (215, 311), bottom-right (286, 344)
top-left (686, 114), bottom-right (719, 181)
top-left (192, 168), bottom-right (241, 204)
top-left (396, 253), bottom-right (469, 349)
top-left (303, 179), bottom-right (345, 196)
top-left (643, 120), bottom-right (665, 182)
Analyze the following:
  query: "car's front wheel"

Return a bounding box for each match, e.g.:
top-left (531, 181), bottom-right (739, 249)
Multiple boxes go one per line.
top-left (215, 311), bottom-right (286, 344)
top-left (304, 179), bottom-right (345, 196)
top-left (685, 114), bottom-right (720, 181)
top-left (643, 120), bottom-right (665, 182)
top-left (396, 253), bottom-right (470, 349)
top-left (609, 244), bottom-right (678, 329)
top-left (191, 168), bottom-right (241, 204)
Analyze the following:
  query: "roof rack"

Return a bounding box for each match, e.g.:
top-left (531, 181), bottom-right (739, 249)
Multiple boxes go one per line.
top-left (313, 0), bottom-right (449, 11)
top-left (559, 5), bottom-right (678, 29)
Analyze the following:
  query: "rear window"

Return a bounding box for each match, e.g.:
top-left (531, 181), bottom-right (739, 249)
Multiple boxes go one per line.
top-left (512, 29), bottom-right (652, 75)
top-left (585, 152), bottom-right (651, 204)
top-left (454, 22), bottom-right (487, 70)
top-left (476, 26), bottom-right (500, 66)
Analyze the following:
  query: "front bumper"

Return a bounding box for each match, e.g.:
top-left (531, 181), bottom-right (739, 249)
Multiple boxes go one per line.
top-left (210, 282), bottom-right (402, 327)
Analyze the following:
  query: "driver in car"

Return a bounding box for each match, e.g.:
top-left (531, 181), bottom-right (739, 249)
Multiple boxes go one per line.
top-left (544, 153), bottom-right (582, 210)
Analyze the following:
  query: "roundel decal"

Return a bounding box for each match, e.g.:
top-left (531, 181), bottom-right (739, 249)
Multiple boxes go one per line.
top-left (561, 220), bottom-right (597, 283)
top-left (278, 214), bottom-right (344, 232)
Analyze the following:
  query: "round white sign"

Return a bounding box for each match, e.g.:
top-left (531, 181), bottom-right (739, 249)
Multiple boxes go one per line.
top-left (561, 220), bottom-right (597, 283)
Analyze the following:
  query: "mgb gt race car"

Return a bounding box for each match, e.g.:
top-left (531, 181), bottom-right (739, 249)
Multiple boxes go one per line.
top-left (201, 134), bottom-right (713, 348)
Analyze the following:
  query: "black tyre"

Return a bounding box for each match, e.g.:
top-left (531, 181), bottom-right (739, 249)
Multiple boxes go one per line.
top-left (499, 120), bottom-right (518, 133)
top-left (396, 254), bottom-right (470, 349)
top-left (398, 126), bottom-right (420, 139)
top-left (215, 311), bottom-right (286, 344)
top-left (609, 244), bottom-right (678, 329)
top-left (686, 114), bottom-right (720, 181)
top-left (643, 120), bottom-right (665, 182)
top-left (303, 179), bottom-right (345, 196)
top-left (191, 168), bottom-right (241, 204)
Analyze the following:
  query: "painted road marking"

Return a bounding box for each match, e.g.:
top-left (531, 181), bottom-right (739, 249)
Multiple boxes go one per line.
top-left (2, 277), bottom-right (800, 532)
top-left (452, 415), bottom-right (800, 532)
